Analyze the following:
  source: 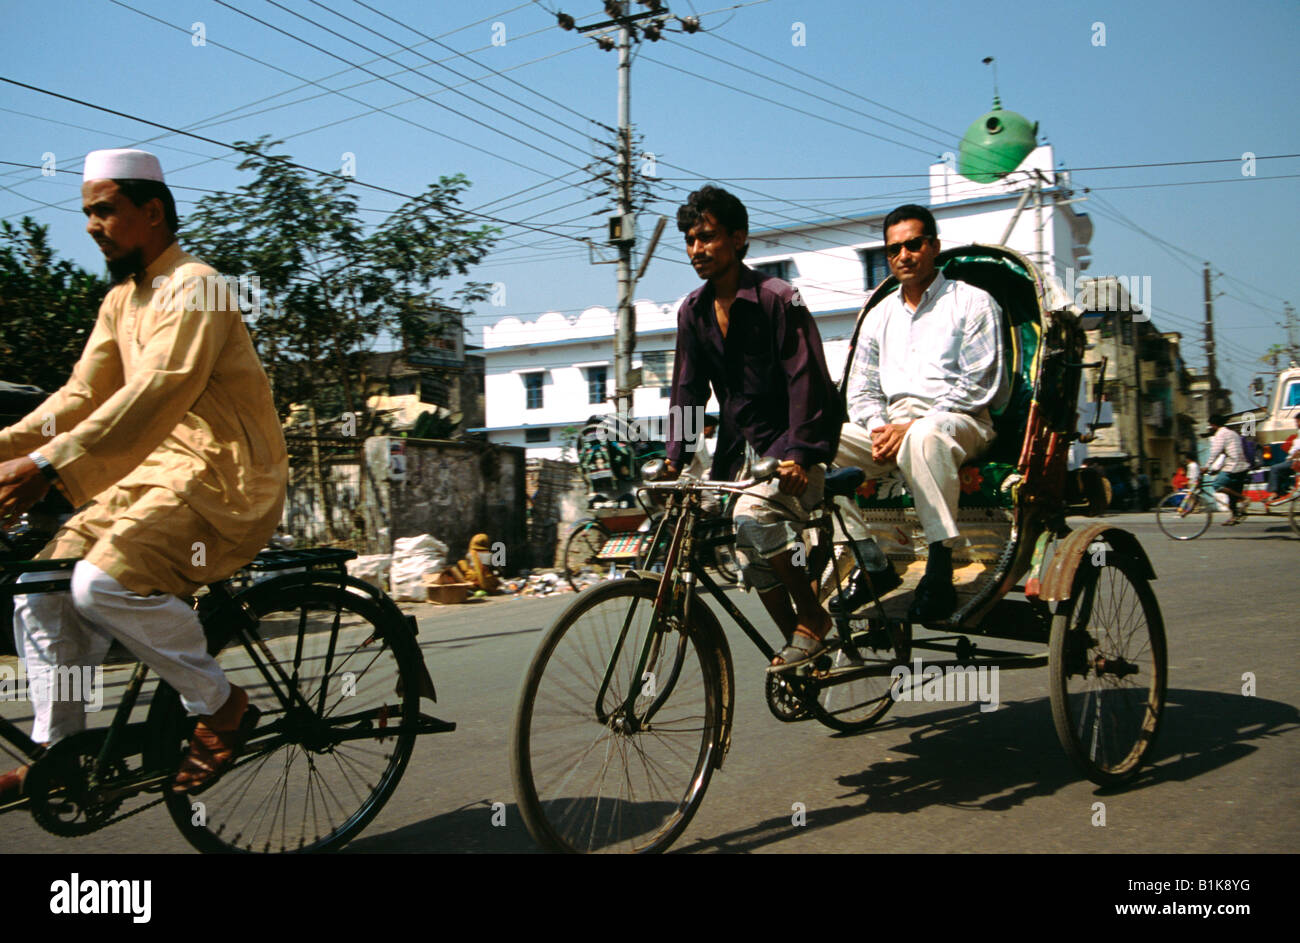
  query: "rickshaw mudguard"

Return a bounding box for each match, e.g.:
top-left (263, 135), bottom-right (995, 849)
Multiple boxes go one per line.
top-left (1037, 523), bottom-right (1156, 603)
top-left (626, 571), bottom-right (736, 769)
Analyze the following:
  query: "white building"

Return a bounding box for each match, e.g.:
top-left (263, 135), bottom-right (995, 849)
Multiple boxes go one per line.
top-left (477, 143), bottom-right (1094, 459)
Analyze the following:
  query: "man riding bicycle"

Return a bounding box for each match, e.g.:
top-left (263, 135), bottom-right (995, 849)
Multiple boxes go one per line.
top-left (0, 148), bottom-right (287, 803)
top-left (663, 185), bottom-right (847, 673)
top-left (1206, 414), bottom-right (1249, 525)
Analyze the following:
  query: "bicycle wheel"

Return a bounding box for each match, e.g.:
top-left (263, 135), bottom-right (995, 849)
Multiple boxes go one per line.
top-left (1156, 490), bottom-right (1211, 540)
top-left (1290, 496), bottom-right (1300, 538)
top-left (802, 619), bottom-right (907, 733)
top-left (1049, 551), bottom-right (1166, 786)
top-left (564, 519), bottom-right (611, 591)
top-left (157, 579), bottom-right (420, 853)
top-left (708, 537), bottom-right (740, 584)
top-left (512, 578), bottom-right (723, 853)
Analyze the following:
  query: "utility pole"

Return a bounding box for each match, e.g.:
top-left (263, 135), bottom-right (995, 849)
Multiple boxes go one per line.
top-left (1284, 301), bottom-right (1298, 363)
top-left (558, 2), bottom-right (698, 436)
top-left (1203, 262), bottom-right (1217, 389)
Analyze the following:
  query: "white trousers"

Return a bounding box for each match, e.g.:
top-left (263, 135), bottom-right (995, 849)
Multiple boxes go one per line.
top-left (834, 397), bottom-right (996, 546)
top-left (14, 561), bottom-right (229, 743)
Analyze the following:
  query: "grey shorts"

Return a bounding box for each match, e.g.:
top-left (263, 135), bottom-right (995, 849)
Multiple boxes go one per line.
top-left (731, 445), bottom-right (825, 592)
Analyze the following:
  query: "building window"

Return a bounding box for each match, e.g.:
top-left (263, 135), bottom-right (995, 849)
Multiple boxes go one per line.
top-left (859, 248), bottom-right (890, 290)
top-left (754, 259), bottom-right (794, 281)
top-left (524, 427), bottom-right (550, 443)
top-left (419, 375), bottom-right (447, 405)
top-left (522, 372), bottom-right (544, 410)
top-left (585, 366), bottom-right (608, 405)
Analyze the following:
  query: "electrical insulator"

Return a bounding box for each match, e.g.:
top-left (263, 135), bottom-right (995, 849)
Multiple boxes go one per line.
top-left (604, 1), bottom-right (624, 17)
top-left (556, 12), bottom-right (575, 30)
top-left (643, 20), bottom-right (662, 40)
top-left (595, 33), bottom-right (616, 50)
top-left (679, 15), bottom-right (700, 33)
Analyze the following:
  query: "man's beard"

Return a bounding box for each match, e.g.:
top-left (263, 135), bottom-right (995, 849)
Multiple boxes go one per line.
top-left (106, 247), bottom-right (146, 283)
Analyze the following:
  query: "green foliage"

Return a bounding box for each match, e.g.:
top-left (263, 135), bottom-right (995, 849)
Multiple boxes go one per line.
top-left (181, 137), bottom-right (498, 430)
top-left (0, 218), bottom-right (108, 391)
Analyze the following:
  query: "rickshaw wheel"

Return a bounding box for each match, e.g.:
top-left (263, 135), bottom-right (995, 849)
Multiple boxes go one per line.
top-left (1049, 552), bottom-right (1166, 786)
top-left (563, 519), bottom-right (611, 591)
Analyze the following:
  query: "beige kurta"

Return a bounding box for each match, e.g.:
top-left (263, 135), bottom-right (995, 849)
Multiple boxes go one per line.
top-left (0, 242), bottom-right (287, 596)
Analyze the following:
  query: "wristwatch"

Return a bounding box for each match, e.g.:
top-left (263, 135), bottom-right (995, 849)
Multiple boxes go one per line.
top-left (28, 451), bottom-right (60, 484)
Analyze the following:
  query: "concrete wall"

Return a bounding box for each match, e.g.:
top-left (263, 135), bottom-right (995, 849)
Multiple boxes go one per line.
top-left (364, 436), bottom-right (526, 571)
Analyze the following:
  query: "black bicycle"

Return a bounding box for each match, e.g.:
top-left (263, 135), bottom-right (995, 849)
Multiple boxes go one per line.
top-left (509, 457), bottom-right (911, 853)
top-left (1, 524), bottom-right (455, 853)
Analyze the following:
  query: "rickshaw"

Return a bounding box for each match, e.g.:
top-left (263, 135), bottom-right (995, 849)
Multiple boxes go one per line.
top-left (511, 245), bottom-right (1167, 853)
top-left (562, 420), bottom-right (738, 588)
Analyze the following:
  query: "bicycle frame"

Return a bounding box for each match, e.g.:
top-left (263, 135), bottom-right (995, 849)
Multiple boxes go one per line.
top-left (593, 469), bottom-right (892, 734)
top-left (0, 545), bottom-right (450, 820)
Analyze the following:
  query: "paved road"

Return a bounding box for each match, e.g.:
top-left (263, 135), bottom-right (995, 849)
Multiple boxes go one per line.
top-left (3, 512), bottom-right (1296, 853)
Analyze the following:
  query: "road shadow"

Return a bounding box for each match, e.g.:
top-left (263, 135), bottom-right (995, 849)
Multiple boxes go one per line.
top-left (677, 687), bottom-right (1297, 853)
top-left (343, 797), bottom-right (677, 853)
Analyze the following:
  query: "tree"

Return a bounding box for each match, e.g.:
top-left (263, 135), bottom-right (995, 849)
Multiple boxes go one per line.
top-left (182, 137), bottom-right (497, 540)
top-left (0, 218), bottom-right (108, 391)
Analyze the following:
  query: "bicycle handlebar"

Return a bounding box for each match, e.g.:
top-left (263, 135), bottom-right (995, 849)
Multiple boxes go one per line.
top-left (638, 457), bottom-right (780, 495)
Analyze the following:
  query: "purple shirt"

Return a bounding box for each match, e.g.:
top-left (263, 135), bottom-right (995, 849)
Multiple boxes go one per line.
top-left (666, 265), bottom-right (844, 480)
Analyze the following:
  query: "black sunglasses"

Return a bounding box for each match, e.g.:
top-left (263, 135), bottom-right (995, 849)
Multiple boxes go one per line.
top-left (884, 235), bottom-right (934, 257)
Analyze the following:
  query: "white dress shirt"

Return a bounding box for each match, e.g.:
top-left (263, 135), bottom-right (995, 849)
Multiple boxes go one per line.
top-left (846, 272), bottom-right (1009, 431)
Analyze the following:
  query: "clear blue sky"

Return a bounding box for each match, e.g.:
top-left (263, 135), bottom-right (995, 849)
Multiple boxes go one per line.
top-left (2, 0), bottom-right (1296, 407)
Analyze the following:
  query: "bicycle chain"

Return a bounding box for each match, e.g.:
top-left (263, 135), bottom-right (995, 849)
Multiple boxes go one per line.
top-left (31, 781), bottom-right (170, 837)
top-left (26, 730), bottom-right (174, 837)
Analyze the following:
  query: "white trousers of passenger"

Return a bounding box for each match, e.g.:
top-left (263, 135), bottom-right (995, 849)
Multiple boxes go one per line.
top-left (14, 561), bottom-right (230, 743)
top-left (833, 396), bottom-right (996, 547)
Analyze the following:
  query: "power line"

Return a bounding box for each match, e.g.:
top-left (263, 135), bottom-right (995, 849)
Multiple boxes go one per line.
top-left (1082, 173), bottom-right (1300, 192)
top-left (0, 76), bottom-right (595, 246)
top-left (349, 0), bottom-right (608, 132)
top-left (640, 48), bottom-right (936, 157)
top-left (209, 0), bottom-right (593, 175)
top-left (652, 153), bottom-right (1300, 181)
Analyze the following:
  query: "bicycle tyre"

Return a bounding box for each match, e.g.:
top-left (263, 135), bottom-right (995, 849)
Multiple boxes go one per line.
top-left (1156, 491), bottom-right (1211, 540)
top-left (1290, 495), bottom-right (1300, 538)
top-left (1048, 552), bottom-right (1166, 786)
top-left (802, 621), bottom-right (908, 733)
top-left (156, 579), bottom-right (420, 853)
top-left (564, 519), bottom-right (611, 591)
top-left (511, 578), bottom-right (723, 853)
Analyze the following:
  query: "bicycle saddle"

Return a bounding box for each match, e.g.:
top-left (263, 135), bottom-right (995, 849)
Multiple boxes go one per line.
top-left (825, 467), bottom-right (866, 497)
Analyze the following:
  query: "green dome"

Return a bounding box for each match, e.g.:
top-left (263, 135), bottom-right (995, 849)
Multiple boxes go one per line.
top-left (958, 98), bottom-right (1039, 183)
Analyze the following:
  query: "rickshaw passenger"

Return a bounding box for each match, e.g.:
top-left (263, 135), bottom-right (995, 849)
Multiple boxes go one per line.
top-left (663, 186), bottom-right (846, 673)
top-left (1265, 416), bottom-right (1300, 496)
top-left (835, 204), bottom-right (1008, 623)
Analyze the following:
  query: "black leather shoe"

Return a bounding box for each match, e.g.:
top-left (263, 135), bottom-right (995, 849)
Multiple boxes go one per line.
top-left (906, 574), bottom-right (958, 624)
top-left (828, 566), bottom-right (903, 614)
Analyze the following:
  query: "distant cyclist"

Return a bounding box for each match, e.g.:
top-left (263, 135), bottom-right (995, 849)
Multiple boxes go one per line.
top-left (1205, 415), bottom-right (1249, 525)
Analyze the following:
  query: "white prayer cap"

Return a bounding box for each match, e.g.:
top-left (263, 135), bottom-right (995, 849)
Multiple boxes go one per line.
top-left (83, 148), bottom-right (165, 183)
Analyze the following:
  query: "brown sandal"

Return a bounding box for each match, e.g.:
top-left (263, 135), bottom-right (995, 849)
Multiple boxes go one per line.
top-left (0, 766), bottom-right (29, 807)
top-left (172, 692), bottom-right (261, 795)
